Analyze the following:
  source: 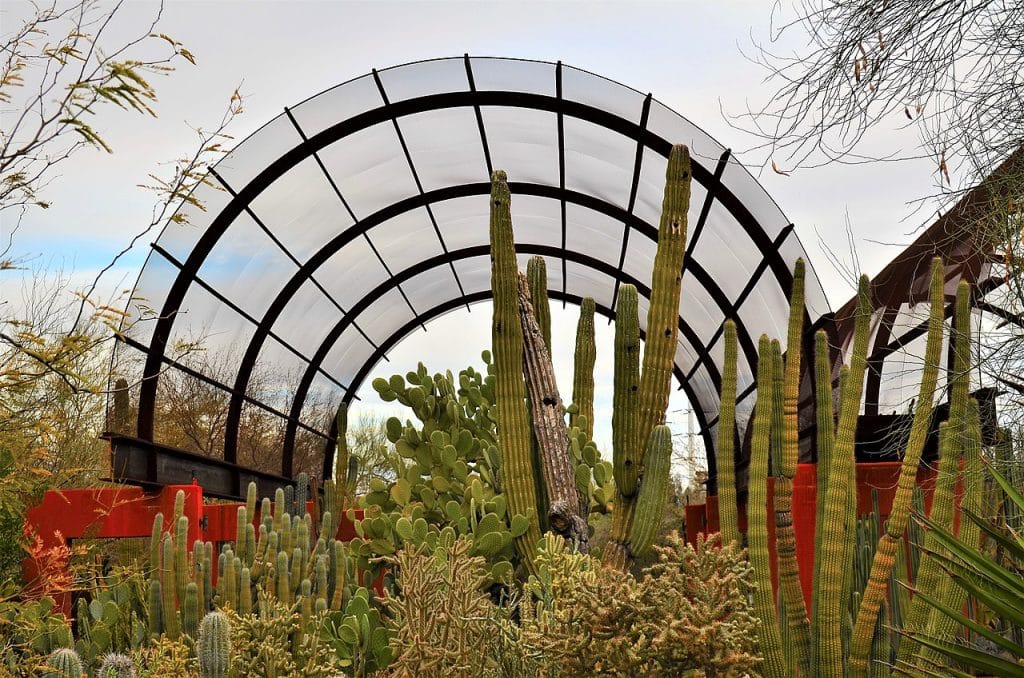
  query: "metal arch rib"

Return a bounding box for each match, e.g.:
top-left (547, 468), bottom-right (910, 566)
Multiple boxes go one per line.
top-left (316, 288), bottom-right (718, 481)
top-left (285, 243), bottom-right (724, 476)
top-left (135, 89), bottom-right (799, 449)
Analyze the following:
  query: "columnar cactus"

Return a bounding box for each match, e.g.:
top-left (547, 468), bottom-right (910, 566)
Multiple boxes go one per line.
top-left (197, 611), bottom-right (230, 678)
top-left (490, 168), bottom-right (544, 572)
top-left (527, 255), bottom-right (552, 353)
top-left (571, 297), bottom-right (596, 442)
top-left (848, 258), bottom-right (944, 674)
top-left (715, 320), bottom-right (740, 547)
top-left (160, 534), bottom-right (180, 640)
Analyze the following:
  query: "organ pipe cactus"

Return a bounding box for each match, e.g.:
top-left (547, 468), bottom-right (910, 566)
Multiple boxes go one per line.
top-left (715, 320), bottom-right (740, 547)
top-left (527, 255), bottom-right (552, 353)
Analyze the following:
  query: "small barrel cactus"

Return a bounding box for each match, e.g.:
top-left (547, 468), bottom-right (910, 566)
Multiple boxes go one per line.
top-left (46, 647), bottom-right (83, 677)
top-left (198, 611), bottom-right (230, 678)
top-left (97, 652), bottom-right (136, 678)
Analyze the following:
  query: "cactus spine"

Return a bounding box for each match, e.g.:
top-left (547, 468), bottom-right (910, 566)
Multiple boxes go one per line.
top-left (571, 297), bottom-right (596, 442)
top-left (848, 258), bottom-right (944, 674)
top-left (490, 169), bottom-right (543, 572)
top-left (750, 336), bottom-right (788, 677)
top-left (716, 320), bottom-right (740, 547)
top-left (527, 255), bottom-right (552, 353)
top-left (198, 611), bottom-right (230, 678)
top-left (97, 653), bottom-right (136, 678)
top-left (46, 647), bottom-right (83, 678)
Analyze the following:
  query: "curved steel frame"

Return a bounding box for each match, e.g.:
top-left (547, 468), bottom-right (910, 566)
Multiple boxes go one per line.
top-left (127, 58), bottom-right (825, 480)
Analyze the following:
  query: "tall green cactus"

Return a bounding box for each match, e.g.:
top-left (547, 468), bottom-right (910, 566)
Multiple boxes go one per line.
top-left (625, 424), bottom-right (673, 556)
top-left (774, 260), bottom-right (811, 676)
top-left (527, 255), bottom-right (552, 353)
top-left (571, 297), bottom-right (596, 442)
top-left (197, 611), bottom-right (230, 678)
top-left (490, 169), bottom-right (543, 573)
top-left (848, 258), bottom-right (944, 674)
top-left (750, 336), bottom-right (788, 677)
top-left (612, 284), bottom-right (641, 497)
top-left (715, 320), bottom-right (740, 547)
top-left (160, 534), bottom-right (180, 640)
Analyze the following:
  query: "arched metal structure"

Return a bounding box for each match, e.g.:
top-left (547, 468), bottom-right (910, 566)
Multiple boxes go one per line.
top-left (112, 56), bottom-right (831, 482)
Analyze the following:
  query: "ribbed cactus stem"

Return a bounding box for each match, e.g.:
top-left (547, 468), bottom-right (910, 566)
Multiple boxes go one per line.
top-left (183, 582), bottom-right (199, 639)
top-left (160, 534), bottom-right (180, 640)
top-left (816, 275), bottom-right (871, 676)
top-left (810, 332), bottom-right (834, 676)
top-left (234, 506), bottom-right (247, 564)
top-left (239, 567), bottom-right (252, 617)
top-left (335, 403), bottom-right (350, 517)
top-left (147, 578), bottom-right (163, 637)
top-left (489, 169), bottom-right (542, 573)
top-left (149, 513), bottom-right (163, 575)
top-left (626, 425), bottom-right (673, 557)
top-left (849, 258), bottom-right (944, 675)
top-left (245, 482), bottom-right (257, 528)
top-left (276, 550), bottom-right (290, 604)
top-left (174, 516), bottom-right (188, 609)
top-left (750, 335), bottom-right (789, 677)
top-left (716, 320), bottom-right (740, 546)
top-left (612, 283), bottom-right (641, 497)
top-left (635, 144), bottom-right (692, 460)
top-left (527, 255), bottom-right (552, 353)
top-left (173, 490), bottom-right (185, 525)
top-left (47, 647), bottom-right (83, 678)
top-left (774, 259), bottom-right (811, 676)
top-left (571, 296), bottom-right (596, 442)
top-left (330, 541), bottom-right (345, 610)
top-left (198, 611), bottom-right (230, 678)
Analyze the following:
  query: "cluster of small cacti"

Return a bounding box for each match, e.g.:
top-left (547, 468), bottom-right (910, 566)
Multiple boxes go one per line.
top-left (714, 256), bottom-right (992, 676)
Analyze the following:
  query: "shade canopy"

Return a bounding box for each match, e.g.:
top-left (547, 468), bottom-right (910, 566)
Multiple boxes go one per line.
top-left (113, 56), bottom-right (831, 480)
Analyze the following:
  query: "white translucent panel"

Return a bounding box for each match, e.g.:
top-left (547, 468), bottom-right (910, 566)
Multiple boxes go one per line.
top-left (452, 256), bottom-right (494, 295)
top-left (565, 203), bottom-right (624, 265)
top-left (621, 229), bottom-right (658, 287)
top-left (480, 107), bottom-right (559, 187)
top-left (679, 273), bottom-right (720, 345)
top-left (565, 260), bottom-right (613, 309)
top-left (127, 251), bottom-right (182, 346)
top-left (289, 73), bottom-right (383, 139)
top-left (322, 331), bottom-right (374, 386)
top-left (358, 287), bottom-right (417, 345)
top-left (721, 156), bottom-right (790, 237)
top-left (690, 209), bottom-right (760, 304)
top-left (739, 277), bottom-right (791, 347)
top-left (158, 180), bottom-right (234, 262)
top-left (318, 122), bottom-right (419, 218)
top-left (432, 195), bottom-right (491, 252)
top-left (516, 253), bottom-right (563, 297)
top-left (646, 99), bottom-right (726, 169)
top-left (371, 206), bottom-right (443, 273)
top-left (687, 364), bottom-right (717, 411)
top-left (214, 114), bottom-right (303, 191)
top-left (251, 336), bottom-right (313, 407)
top-left (272, 278), bottom-right (345, 358)
top-left (169, 284), bottom-right (257, 380)
top-left (316, 237), bottom-right (392, 310)
top-left (377, 57), bottom-right (468, 101)
top-left (777, 234), bottom-right (830, 321)
top-left (673, 340), bottom-right (700, 375)
top-left (198, 211), bottom-right (298, 320)
top-left (508, 194), bottom-right (562, 248)
top-left (299, 371), bottom-right (342, 427)
top-left (563, 118), bottom-right (635, 209)
top-left (248, 157), bottom-right (354, 262)
top-left (400, 108), bottom-right (489, 191)
top-left (402, 265), bottom-right (462, 316)
top-left (879, 327), bottom-right (951, 414)
top-left (562, 65), bottom-right (645, 123)
top-left (634, 148), bottom-right (668, 228)
top-left (471, 57), bottom-right (555, 96)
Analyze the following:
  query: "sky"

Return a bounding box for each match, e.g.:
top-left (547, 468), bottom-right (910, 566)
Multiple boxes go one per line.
top-left (1, 1), bottom-right (947, 479)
